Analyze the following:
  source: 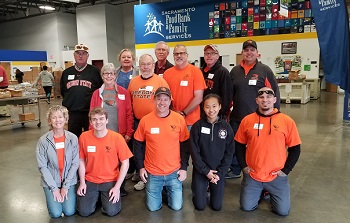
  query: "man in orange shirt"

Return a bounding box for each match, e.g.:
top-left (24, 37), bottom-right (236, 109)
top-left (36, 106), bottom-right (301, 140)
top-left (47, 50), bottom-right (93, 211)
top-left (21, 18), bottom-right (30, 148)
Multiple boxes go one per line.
top-left (77, 107), bottom-right (133, 217)
top-left (235, 87), bottom-right (301, 216)
top-left (128, 54), bottom-right (169, 191)
top-left (163, 44), bottom-right (206, 128)
top-left (134, 87), bottom-right (190, 211)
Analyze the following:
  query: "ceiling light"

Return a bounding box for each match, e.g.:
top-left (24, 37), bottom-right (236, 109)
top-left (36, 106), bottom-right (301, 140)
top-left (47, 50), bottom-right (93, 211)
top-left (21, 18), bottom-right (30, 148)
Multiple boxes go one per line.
top-left (39, 5), bottom-right (56, 11)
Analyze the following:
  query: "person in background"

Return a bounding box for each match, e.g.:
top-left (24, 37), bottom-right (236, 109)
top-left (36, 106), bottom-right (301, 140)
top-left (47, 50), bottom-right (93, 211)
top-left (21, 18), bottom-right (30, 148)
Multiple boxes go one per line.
top-left (154, 41), bottom-right (173, 77)
top-left (227, 39), bottom-right (280, 179)
top-left (90, 63), bottom-right (134, 197)
top-left (235, 87), bottom-right (301, 216)
top-left (34, 65), bottom-right (54, 104)
top-left (201, 44), bottom-right (232, 120)
top-left (77, 107), bottom-right (133, 217)
top-left (163, 44), bottom-right (206, 129)
top-left (36, 105), bottom-right (79, 219)
top-left (189, 94), bottom-right (234, 211)
top-left (127, 54), bottom-right (169, 191)
top-left (15, 69), bottom-right (24, 84)
top-left (60, 43), bottom-right (103, 137)
top-left (0, 64), bottom-right (9, 89)
top-left (134, 87), bottom-right (190, 211)
top-left (116, 49), bottom-right (139, 89)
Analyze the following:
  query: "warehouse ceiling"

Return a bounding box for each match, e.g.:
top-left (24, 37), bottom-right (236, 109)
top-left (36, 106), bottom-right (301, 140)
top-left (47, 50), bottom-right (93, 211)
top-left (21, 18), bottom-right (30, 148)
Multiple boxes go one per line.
top-left (0, 0), bottom-right (144, 24)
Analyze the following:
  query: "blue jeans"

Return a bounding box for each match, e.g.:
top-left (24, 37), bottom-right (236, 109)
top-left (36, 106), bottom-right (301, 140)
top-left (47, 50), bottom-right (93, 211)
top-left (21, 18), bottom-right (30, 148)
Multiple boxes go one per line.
top-left (77, 181), bottom-right (121, 217)
top-left (240, 173), bottom-right (291, 216)
top-left (43, 186), bottom-right (76, 218)
top-left (229, 120), bottom-right (241, 174)
top-left (146, 170), bottom-right (183, 211)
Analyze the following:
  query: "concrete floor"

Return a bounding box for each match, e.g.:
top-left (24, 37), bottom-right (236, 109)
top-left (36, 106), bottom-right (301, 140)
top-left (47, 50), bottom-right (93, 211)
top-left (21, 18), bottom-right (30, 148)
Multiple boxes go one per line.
top-left (0, 91), bottom-right (349, 223)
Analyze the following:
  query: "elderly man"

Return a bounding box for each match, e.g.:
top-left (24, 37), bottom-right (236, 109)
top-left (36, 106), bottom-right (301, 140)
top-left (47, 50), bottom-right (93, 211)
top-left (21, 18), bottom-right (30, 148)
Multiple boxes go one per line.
top-left (201, 44), bottom-right (232, 119)
top-left (227, 39), bottom-right (280, 179)
top-left (128, 54), bottom-right (169, 191)
top-left (154, 41), bottom-right (173, 76)
top-left (235, 87), bottom-right (301, 216)
top-left (134, 87), bottom-right (190, 211)
top-left (60, 43), bottom-right (103, 137)
top-left (164, 44), bottom-right (206, 128)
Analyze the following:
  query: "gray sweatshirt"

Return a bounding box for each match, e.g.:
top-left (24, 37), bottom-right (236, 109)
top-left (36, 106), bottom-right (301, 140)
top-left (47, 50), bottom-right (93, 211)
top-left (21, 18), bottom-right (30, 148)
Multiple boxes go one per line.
top-left (34, 70), bottom-right (54, 86)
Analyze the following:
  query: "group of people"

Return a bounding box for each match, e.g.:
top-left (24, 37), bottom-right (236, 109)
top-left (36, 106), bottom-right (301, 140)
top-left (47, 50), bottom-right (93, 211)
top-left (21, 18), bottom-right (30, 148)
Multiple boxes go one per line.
top-left (36, 39), bottom-right (301, 219)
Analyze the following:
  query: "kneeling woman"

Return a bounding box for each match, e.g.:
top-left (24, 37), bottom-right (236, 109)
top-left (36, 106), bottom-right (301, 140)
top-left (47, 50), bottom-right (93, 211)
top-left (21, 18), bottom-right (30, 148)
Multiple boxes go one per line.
top-left (189, 94), bottom-right (234, 211)
top-left (36, 105), bottom-right (79, 218)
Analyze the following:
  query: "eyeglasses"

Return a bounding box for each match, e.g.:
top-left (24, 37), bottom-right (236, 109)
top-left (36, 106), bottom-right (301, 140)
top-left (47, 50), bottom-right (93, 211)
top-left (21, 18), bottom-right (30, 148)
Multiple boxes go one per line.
top-left (76, 45), bottom-right (89, 51)
top-left (257, 90), bottom-right (275, 96)
top-left (173, 52), bottom-right (187, 57)
top-left (102, 72), bottom-right (115, 77)
top-left (204, 52), bottom-right (218, 56)
top-left (140, 63), bottom-right (154, 67)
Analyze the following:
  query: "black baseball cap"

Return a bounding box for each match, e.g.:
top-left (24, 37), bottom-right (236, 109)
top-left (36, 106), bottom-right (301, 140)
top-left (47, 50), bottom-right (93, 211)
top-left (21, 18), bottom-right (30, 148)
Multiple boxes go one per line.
top-left (242, 39), bottom-right (257, 49)
top-left (155, 87), bottom-right (171, 98)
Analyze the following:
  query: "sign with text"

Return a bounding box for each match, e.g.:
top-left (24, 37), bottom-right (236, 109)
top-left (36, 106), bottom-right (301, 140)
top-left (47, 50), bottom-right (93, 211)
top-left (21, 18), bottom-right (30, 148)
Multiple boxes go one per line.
top-left (134, 1), bottom-right (212, 44)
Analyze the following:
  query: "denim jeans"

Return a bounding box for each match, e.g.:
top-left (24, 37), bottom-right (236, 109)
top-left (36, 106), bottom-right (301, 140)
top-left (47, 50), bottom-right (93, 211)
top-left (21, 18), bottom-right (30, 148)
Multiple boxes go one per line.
top-left (146, 170), bottom-right (183, 211)
top-left (43, 185), bottom-right (76, 218)
top-left (240, 172), bottom-right (291, 216)
top-left (77, 181), bottom-right (121, 217)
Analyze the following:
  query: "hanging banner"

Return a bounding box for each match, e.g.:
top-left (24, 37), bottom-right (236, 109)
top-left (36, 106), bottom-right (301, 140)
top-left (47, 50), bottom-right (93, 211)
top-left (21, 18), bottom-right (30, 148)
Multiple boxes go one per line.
top-left (310, 0), bottom-right (350, 93)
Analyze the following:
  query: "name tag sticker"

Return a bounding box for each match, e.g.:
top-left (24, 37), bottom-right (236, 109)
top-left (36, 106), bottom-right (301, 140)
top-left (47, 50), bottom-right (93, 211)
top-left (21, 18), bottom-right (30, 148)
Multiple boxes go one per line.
top-left (87, 146), bottom-right (96, 152)
top-left (129, 75), bottom-right (133, 79)
top-left (55, 142), bottom-right (64, 149)
top-left (145, 86), bottom-right (154, 91)
top-left (118, 94), bottom-right (125, 100)
top-left (151, 128), bottom-right (160, 134)
top-left (248, 80), bottom-right (257, 85)
top-left (208, 73), bottom-right (214, 79)
top-left (254, 123), bottom-right (263, 129)
top-left (159, 74), bottom-right (164, 78)
top-left (180, 80), bottom-right (188, 86)
top-left (201, 127), bottom-right (211, 134)
top-left (68, 75), bottom-right (75, 80)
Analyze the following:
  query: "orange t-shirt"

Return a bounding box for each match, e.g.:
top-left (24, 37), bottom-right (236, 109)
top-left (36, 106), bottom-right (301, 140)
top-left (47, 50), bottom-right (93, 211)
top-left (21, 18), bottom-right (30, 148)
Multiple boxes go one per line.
top-left (79, 130), bottom-right (133, 184)
top-left (234, 111), bottom-right (301, 182)
top-left (128, 75), bottom-right (169, 120)
top-left (163, 64), bottom-right (206, 125)
top-left (54, 135), bottom-right (65, 181)
top-left (134, 111), bottom-right (189, 175)
top-left (241, 60), bottom-right (256, 75)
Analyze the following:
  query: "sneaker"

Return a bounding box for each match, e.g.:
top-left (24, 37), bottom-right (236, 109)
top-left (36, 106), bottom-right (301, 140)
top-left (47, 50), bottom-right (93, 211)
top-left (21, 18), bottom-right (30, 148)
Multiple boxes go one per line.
top-left (125, 173), bottom-right (134, 180)
top-left (134, 181), bottom-right (146, 191)
top-left (225, 170), bottom-right (242, 179)
top-left (131, 173), bottom-right (140, 182)
top-left (120, 188), bottom-right (128, 197)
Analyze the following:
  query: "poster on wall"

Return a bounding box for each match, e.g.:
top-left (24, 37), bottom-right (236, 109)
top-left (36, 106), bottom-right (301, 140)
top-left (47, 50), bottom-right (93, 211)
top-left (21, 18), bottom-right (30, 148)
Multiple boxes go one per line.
top-left (274, 55), bottom-right (303, 74)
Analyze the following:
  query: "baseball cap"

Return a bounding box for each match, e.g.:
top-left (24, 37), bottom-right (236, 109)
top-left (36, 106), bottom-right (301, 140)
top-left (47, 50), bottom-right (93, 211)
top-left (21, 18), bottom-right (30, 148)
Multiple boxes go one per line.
top-left (75, 44), bottom-right (89, 53)
top-left (155, 87), bottom-right (171, 98)
top-left (242, 39), bottom-right (257, 49)
top-left (204, 44), bottom-right (219, 53)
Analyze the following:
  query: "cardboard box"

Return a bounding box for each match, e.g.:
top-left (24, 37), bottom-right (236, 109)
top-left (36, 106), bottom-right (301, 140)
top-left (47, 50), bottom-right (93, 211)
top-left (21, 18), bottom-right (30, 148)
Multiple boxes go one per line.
top-left (326, 82), bottom-right (338, 93)
top-left (8, 89), bottom-right (23, 97)
top-left (18, 113), bottom-right (35, 121)
top-left (288, 70), bottom-right (300, 80)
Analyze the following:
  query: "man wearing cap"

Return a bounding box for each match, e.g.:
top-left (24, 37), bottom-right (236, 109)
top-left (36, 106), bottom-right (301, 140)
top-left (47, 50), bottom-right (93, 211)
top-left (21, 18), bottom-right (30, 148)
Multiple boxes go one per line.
top-left (133, 87), bottom-right (190, 211)
top-left (164, 44), bottom-right (206, 128)
top-left (234, 87), bottom-right (301, 216)
top-left (60, 43), bottom-right (103, 137)
top-left (226, 39), bottom-right (280, 179)
top-left (128, 54), bottom-right (170, 191)
top-left (201, 44), bottom-right (232, 119)
top-left (154, 41), bottom-right (173, 77)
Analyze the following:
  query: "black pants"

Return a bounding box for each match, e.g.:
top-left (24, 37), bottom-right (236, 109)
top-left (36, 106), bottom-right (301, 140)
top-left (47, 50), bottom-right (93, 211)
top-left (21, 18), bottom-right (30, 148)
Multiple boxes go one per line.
top-left (191, 168), bottom-right (225, 211)
top-left (43, 86), bottom-right (52, 101)
top-left (68, 111), bottom-right (89, 137)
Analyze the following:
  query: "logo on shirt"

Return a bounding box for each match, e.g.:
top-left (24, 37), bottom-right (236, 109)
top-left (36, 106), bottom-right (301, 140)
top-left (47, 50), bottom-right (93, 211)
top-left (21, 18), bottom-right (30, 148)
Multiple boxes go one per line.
top-left (105, 146), bottom-right (112, 153)
top-left (170, 125), bottom-right (176, 131)
top-left (273, 124), bottom-right (279, 131)
top-left (218, 129), bottom-right (227, 139)
top-left (251, 74), bottom-right (259, 80)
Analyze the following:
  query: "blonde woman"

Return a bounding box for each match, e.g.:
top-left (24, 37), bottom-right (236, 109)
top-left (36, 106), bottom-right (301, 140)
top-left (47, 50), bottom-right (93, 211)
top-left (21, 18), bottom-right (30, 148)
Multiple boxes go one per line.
top-left (36, 105), bottom-right (79, 218)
